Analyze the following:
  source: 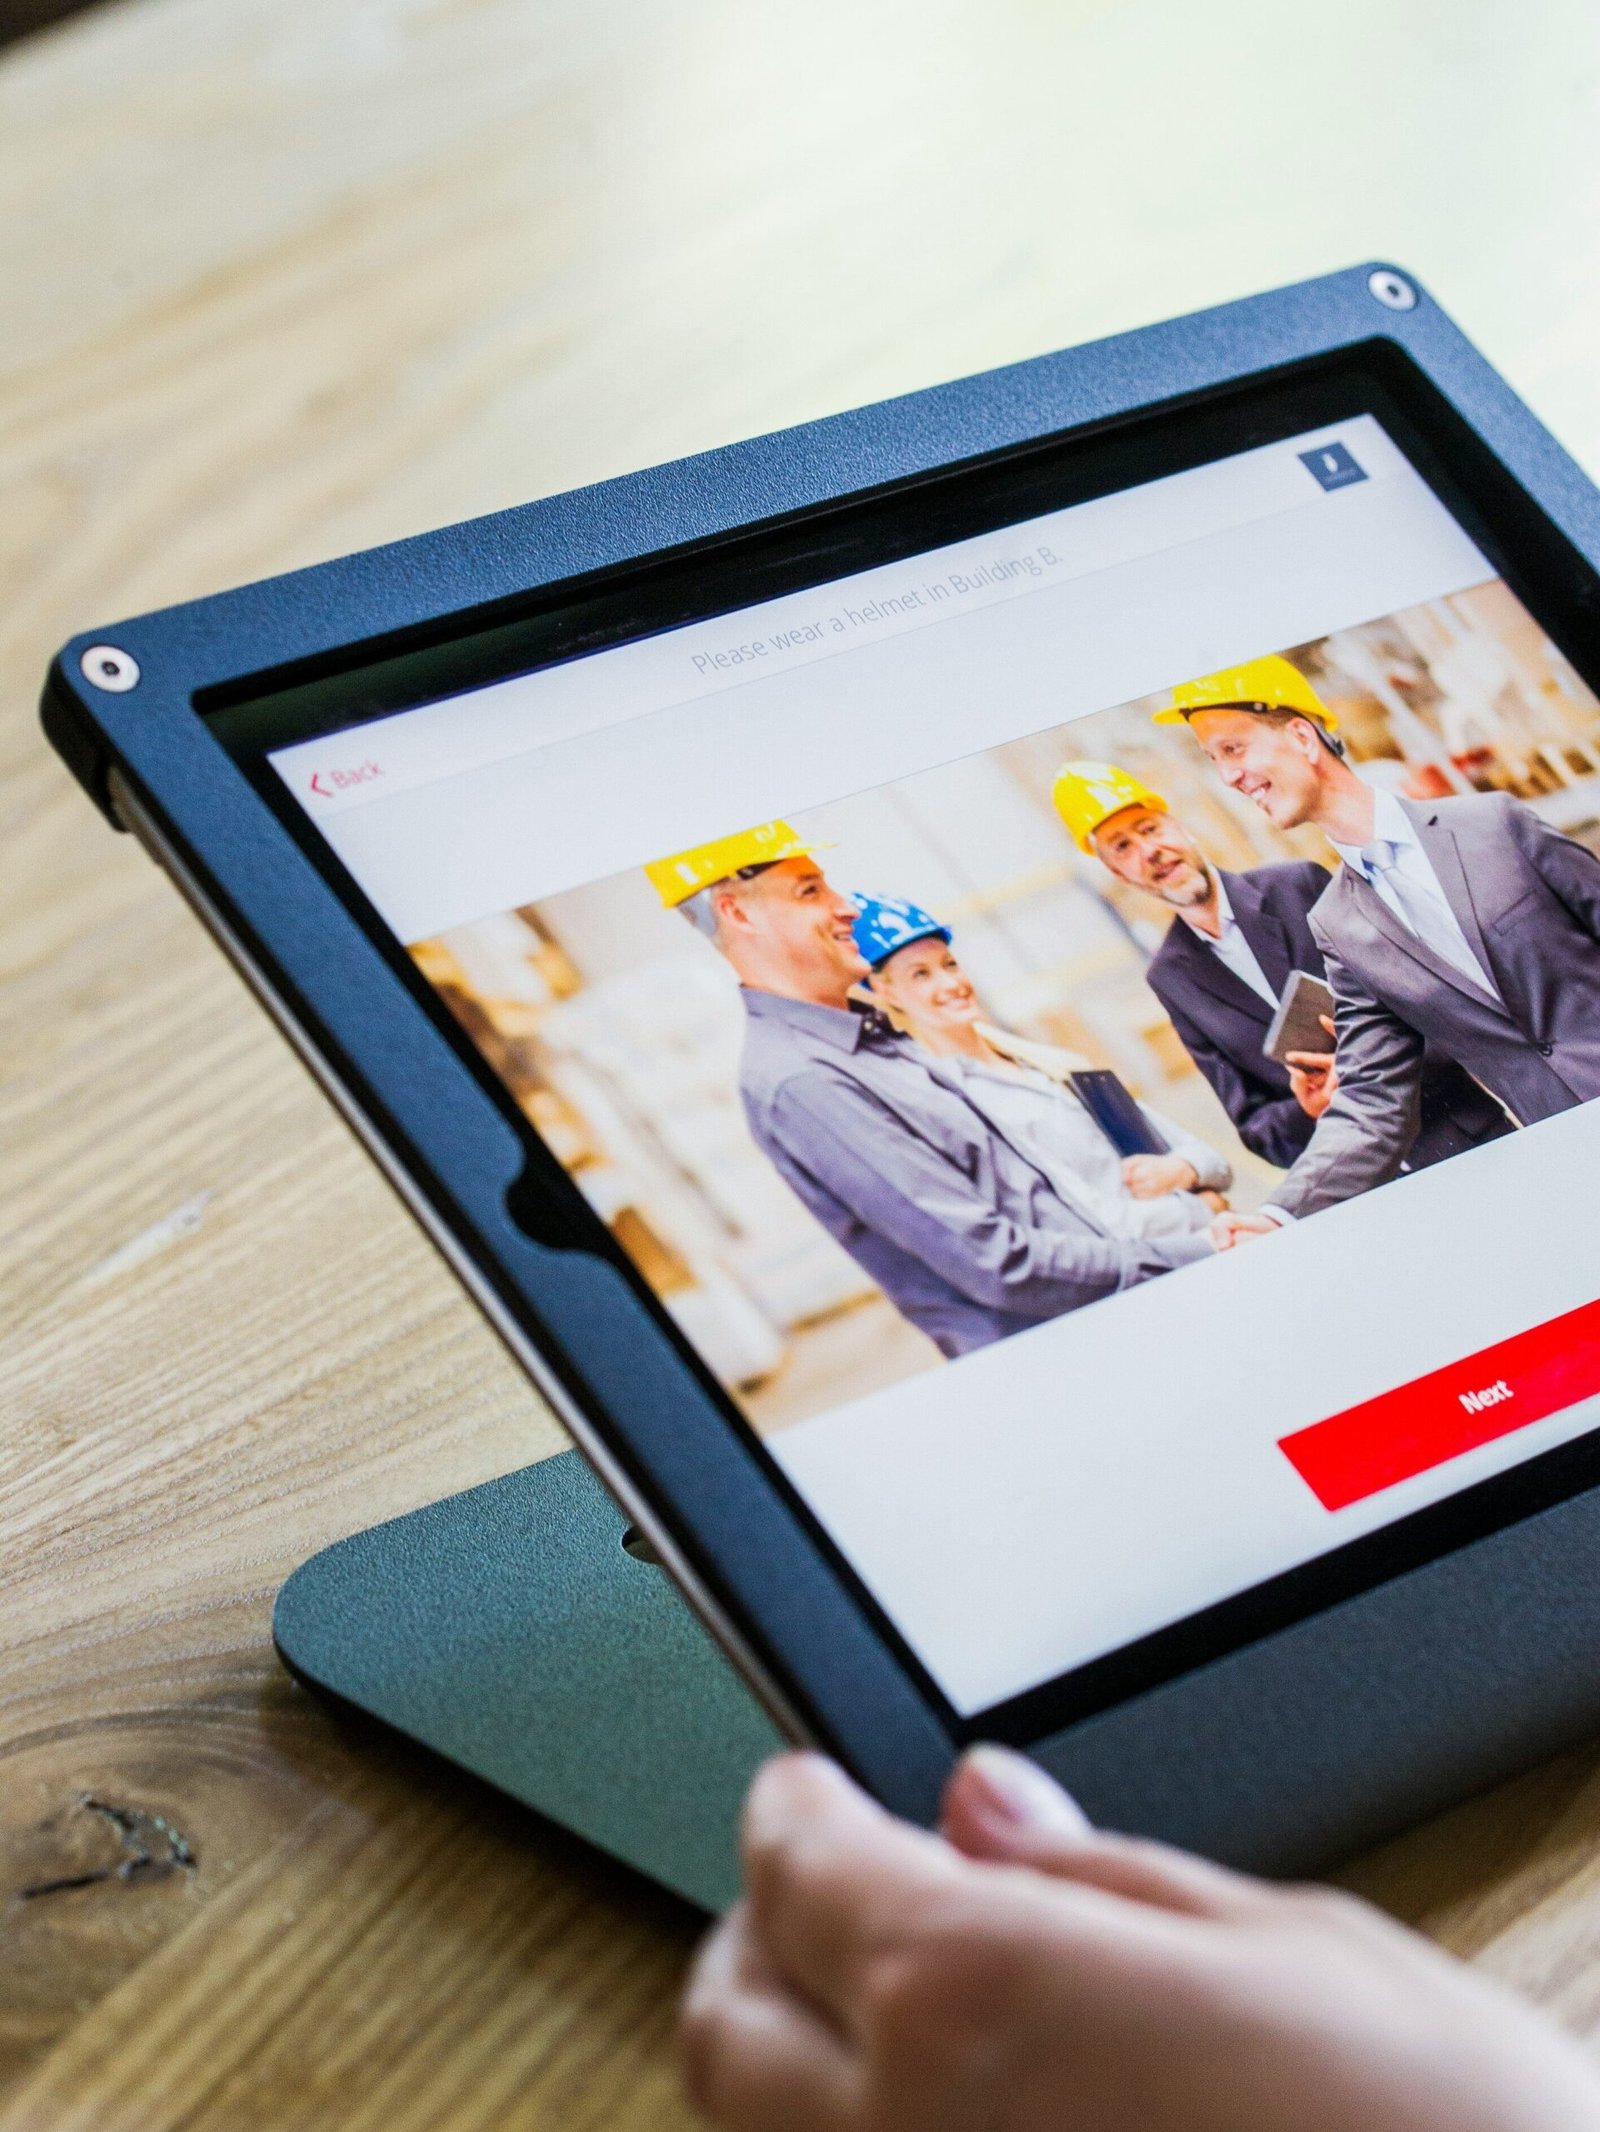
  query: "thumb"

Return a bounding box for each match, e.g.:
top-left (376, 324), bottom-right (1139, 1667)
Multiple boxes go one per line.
top-left (941, 1746), bottom-right (1273, 1921)
top-left (940, 1745), bottom-right (1092, 1864)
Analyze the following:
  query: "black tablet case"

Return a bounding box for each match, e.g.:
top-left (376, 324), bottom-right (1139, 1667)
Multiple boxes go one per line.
top-left (54, 265), bottom-right (1600, 1904)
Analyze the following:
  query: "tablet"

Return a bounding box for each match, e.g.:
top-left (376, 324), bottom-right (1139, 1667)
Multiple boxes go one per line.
top-left (1065, 1070), bottom-right (1168, 1160)
top-left (1263, 971), bottom-right (1337, 1067)
top-left (43, 264), bottom-right (1600, 1866)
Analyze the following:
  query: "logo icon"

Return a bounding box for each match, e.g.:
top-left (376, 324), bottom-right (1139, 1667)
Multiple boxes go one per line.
top-left (1298, 441), bottom-right (1367, 493)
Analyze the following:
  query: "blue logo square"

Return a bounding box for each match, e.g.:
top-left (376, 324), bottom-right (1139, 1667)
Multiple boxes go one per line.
top-left (1298, 441), bottom-right (1368, 492)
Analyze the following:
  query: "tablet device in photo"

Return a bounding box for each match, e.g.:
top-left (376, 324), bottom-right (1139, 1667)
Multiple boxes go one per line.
top-left (1067, 1069), bottom-right (1168, 1158)
top-left (1263, 970), bottom-right (1338, 1066)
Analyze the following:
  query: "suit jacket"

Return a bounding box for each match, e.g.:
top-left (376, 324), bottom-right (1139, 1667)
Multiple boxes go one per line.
top-left (1273, 792), bottom-right (1600, 1217)
top-left (1145, 861), bottom-right (1507, 1173)
top-left (737, 988), bottom-right (1210, 1358)
top-left (1147, 862), bottom-right (1328, 1168)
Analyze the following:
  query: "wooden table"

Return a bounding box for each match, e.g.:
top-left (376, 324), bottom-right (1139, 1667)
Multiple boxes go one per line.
top-left (8, 1), bottom-right (1600, 2121)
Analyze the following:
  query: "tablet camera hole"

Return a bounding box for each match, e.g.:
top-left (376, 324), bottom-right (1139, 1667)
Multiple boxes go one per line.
top-left (1367, 269), bottom-right (1417, 312)
top-left (80, 644), bottom-right (141, 693)
top-left (621, 1524), bottom-right (662, 1565)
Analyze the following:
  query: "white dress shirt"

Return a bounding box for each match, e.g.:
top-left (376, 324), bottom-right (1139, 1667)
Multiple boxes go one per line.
top-left (1180, 873), bottom-right (1279, 1006)
top-left (1330, 787), bottom-right (1502, 1003)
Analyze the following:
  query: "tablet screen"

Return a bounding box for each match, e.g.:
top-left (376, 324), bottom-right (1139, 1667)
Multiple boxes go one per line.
top-left (252, 403), bottom-right (1600, 1724)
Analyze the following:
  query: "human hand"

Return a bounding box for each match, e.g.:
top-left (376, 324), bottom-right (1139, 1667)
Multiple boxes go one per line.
top-left (1287, 1050), bottom-right (1337, 1118)
top-left (681, 1749), bottom-right (1600, 2132)
top-left (1210, 1209), bottom-right (1280, 1250)
top-left (1288, 1016), bottom-right (1340, 1120)
top-left (1121, 1153), bottom-right (1199, 1199)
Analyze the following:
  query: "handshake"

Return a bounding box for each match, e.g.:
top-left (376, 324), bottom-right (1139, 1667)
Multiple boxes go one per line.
top-left (1211, 1209), bottom-right (1282, 1252)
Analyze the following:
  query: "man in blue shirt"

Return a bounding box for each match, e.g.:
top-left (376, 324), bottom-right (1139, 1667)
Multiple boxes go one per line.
top-left (645, 823), bottom-right (1212, 1357)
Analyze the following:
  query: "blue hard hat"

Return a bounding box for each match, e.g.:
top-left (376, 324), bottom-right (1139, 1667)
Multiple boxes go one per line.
top-left (851, 892), bottom-right (953, 970)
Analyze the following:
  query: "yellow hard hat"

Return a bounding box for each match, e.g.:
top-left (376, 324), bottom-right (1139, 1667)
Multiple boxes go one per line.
top-left (644, 820), bottom-right (823, 907)
top-left (1050, 762), bottom-right (1170, 854)
top-left (1155, 653), bottom-right (1339, 732)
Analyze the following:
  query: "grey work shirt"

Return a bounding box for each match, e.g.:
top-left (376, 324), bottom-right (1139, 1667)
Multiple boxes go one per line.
top-left (737, 988), bottom-right (1212, 1359)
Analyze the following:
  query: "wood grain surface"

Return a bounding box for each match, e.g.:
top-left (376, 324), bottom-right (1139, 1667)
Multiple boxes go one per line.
top-left (7, 0), bottom-right (1600, 2122)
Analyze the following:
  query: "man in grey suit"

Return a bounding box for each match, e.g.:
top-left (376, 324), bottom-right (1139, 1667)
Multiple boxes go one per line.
top-left (1155, 656), bottom-right (1600, 1230)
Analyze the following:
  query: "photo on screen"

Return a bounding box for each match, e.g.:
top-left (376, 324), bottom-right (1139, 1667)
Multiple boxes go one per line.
top-left (407, 579), bottom-right (1600, 1437)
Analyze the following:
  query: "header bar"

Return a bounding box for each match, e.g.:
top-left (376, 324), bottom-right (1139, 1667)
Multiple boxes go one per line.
top-left (273, 418), bottom-right (1492, 939)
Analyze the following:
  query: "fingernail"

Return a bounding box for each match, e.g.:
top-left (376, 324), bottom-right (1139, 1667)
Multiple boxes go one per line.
top-left (956, 1746), bottom-right (1091, 1836)
top-left (745, 1750), bottom-right (858, 1836)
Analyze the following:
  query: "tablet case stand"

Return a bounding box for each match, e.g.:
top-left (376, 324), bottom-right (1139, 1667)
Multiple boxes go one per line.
top-left (273, 1451), bottom-right (782, 1913)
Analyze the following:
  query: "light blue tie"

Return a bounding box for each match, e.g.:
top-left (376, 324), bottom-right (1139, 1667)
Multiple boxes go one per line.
top-left (1360, 839), bottom-right (1492, 992)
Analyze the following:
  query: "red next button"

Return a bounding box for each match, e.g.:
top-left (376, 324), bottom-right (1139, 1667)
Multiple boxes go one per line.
top-left (1278, 1295), bottom-right (1600, 1512)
